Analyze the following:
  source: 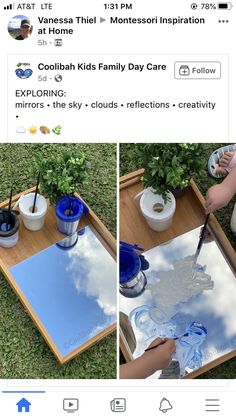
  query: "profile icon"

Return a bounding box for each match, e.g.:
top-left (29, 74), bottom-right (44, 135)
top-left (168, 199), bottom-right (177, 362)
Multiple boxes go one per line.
top-left (8, 15), bottom-right (33, 40)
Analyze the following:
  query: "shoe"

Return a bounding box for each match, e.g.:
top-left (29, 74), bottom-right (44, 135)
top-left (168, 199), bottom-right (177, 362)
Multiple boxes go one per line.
top-left (208, 144), bottom-right (236, 179)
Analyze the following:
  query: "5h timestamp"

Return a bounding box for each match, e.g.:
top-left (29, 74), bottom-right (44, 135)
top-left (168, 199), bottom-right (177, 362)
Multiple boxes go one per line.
top-left (104, 3), bottom-right (133, 10)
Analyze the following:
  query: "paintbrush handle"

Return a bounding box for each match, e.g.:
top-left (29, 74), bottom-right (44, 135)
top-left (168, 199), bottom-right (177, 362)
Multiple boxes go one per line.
top-left (8, 189), bottom-right (13, 214)
top-left (200, 213), bottom-right (210, 243)
top-left (144, 341), bottom-right (165, 352)
top-left (144, 333), bottom-right (189, 351)
top-left (32, 172), bottom-right (40, 213)
top-left (194, 214), bottom-right (210, 262)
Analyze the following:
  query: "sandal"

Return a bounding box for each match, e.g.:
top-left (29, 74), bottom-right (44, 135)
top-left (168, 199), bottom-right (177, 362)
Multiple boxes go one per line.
top-left (208, 144), bottom-right (236, 179)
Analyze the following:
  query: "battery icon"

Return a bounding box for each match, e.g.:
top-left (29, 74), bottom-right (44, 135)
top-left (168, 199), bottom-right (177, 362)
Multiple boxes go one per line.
top-left (218, 2), bottom-right (233, 9)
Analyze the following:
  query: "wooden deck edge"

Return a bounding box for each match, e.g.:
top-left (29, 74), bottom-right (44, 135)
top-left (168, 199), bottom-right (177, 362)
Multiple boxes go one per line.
top-left (191, 180), bottom-right (236, 271)
top-left (0, 187), bottom-right (36, 208)
top-left (120, 169), bottom-right (144, 191)
top-left (62, 323), bottom-right (117, 364)
top-left (119, 328), bottom-right (134, 364)
top-left (120, 168), bottom-right (145, 184)
top-left (184, 350), bottom-right (236, 379)
top-left (76, 192), bottom-right (116, 258)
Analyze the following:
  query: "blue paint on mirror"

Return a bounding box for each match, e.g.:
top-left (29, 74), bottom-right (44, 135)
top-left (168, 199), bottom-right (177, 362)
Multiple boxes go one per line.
top-left (120, 226), bottom-right (236, 377)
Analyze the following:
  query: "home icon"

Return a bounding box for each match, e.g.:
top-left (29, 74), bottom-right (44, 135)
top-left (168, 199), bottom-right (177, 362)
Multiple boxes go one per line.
top-left (16, 398), bottom-right (31, 413)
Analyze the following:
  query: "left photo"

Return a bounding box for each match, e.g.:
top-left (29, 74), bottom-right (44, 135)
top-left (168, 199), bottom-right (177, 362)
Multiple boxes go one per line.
top-left (0, 143), bottom-right (117, 379)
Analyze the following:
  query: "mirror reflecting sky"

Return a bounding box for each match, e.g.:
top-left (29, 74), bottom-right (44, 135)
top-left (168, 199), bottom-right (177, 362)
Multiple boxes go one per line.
top-left (120, 226), bottom-right (236, 377)
top-left (10, 226), bottom-right (116, 358)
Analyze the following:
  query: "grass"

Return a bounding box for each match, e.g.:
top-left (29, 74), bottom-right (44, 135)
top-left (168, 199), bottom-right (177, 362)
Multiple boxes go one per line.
top-left (0, 144), bottom-right (117, 379)
top-left (119, 143), bottom-right (236, 379)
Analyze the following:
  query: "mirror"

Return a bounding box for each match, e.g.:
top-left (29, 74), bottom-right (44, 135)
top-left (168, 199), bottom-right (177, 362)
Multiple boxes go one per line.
top-left (120, 226), bottom-right (236, 378)
top-left (10, 226), bottom-right (116, 361)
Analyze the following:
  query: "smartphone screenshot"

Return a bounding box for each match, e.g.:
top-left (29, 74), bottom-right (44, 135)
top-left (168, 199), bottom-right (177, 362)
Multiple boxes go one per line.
top-left (0, 1), bottom-right (236, 418)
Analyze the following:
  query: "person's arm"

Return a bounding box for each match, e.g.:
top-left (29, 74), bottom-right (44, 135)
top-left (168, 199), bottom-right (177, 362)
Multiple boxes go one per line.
top-left (120, 338), bottom-right (176, 379)
top-left (205, 166), bottom-right (236, 214)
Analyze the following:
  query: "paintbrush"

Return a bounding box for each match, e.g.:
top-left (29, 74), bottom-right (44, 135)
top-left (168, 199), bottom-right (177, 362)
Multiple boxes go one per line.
top-left (144, 333), bottom-right (189, 352)
top-left (192, 213), bottom-right (210, 266)
top-left (32, 172), bottom-right (40, 213)
top-left (7, 188), bottom-right (13, 231)
top-left (69, 195), bottom-right (74, 216)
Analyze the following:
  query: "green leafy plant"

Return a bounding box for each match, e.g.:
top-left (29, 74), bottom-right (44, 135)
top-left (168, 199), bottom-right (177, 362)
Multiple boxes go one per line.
top-left (33, 150), bottom-right (89, 204)
top-left (136, 143), bottom-right (208, 202)
top-left (52, 125), bottom-right (62, 135)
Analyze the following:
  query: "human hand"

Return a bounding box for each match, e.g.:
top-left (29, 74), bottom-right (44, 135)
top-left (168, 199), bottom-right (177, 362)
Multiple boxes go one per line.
top-left (119, 337), bottom-right (176, 379)
top-left (205, 183), bottom-right (234, 214)
top-left (143, 337), bottom-right (176, 371)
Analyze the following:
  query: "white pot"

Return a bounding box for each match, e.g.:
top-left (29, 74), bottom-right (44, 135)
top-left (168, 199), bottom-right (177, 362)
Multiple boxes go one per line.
top-left (19, 193), bottom-right (48, 231)
top-left (140, 188), bottom-right (176, 232)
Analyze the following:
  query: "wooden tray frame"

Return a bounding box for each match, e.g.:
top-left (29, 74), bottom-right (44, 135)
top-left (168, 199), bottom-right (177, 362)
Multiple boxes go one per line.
top-left (0, 187), bottom-right (116, 364)
top-left (119, 169), bottom-right (236, 379)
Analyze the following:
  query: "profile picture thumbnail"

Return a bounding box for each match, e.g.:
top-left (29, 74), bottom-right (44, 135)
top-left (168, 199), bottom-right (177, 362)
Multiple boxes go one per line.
top-left (8, 15), bottom-right (33, 40)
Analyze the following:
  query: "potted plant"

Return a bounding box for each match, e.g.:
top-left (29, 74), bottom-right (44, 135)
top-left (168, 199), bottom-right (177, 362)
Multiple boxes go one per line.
top-left (137, 143), bottom-right (207, 202)
top-left (135, 143), bottom-right (207, 231)
top-left (33, 150), bottom-right (89, 238)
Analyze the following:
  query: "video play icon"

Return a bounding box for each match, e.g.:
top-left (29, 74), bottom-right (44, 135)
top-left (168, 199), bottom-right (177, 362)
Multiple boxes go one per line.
top-left (63, 398), bottom-right (79, 413)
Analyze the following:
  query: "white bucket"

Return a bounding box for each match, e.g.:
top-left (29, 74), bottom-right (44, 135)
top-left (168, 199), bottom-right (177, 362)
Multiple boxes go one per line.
top-left (19, 193), bottom-right (48, 231)
top-left (140, 188), bottom-right (176, 232)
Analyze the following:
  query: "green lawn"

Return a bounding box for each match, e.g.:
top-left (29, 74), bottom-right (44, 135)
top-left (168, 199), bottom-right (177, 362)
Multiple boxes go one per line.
top-left (0, 144), bottom-right (117, 379)
top-left (119, 143), bottom-right (236, 379)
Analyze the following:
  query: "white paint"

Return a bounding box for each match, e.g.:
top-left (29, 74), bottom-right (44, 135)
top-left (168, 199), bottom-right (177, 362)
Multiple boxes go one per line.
top-left (147, 255), bottom-right (214, 319)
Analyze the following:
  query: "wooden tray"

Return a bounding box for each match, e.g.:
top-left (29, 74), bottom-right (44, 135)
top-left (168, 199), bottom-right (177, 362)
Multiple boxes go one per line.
top-left (0, 187), bottom-right (116, 364)
top-left (120, 170), bottom-right (236, 379)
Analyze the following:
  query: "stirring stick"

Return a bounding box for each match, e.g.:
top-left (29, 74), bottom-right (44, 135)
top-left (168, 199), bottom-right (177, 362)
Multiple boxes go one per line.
top-left (193, 213), bottom-right (210, 266)
top-left (32, 172), bottom-right (40, 213)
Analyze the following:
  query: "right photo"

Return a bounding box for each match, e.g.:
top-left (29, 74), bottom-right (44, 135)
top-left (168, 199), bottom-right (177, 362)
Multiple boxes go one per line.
top-left (119, 143), bottom-right (236, 379)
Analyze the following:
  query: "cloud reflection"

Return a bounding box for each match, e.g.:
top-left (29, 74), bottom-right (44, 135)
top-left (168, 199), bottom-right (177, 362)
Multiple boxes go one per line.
top-left (66, 227), bottom-right (116, 317)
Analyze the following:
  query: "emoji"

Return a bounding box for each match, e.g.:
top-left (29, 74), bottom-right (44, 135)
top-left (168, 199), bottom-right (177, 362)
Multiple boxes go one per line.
top-left (28, 126), bottom-right (37, 134)
top-left (40, 126), bottom-right (50, 135)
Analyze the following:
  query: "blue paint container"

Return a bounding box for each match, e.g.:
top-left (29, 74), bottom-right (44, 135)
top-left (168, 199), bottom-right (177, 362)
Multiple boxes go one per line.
top-left (120, 242), bottom-right (148, 298)
top-left (55, 196), bottom-right (89, 236)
